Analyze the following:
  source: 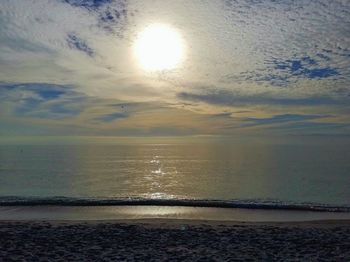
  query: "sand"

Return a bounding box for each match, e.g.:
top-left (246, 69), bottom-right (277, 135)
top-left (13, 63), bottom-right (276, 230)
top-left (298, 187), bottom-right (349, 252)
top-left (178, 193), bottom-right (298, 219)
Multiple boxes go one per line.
top-left (0, 219), bottom-right (349, 261)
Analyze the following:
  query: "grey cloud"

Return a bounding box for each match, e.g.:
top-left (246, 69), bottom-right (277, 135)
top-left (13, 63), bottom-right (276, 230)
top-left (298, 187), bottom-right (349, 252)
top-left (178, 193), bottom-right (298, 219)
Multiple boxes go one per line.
top-left (228, 55), bottom-right (342, 87)
top-left (178, 90), bottom-right (347, 107)
top-left (67, 34), bottom-right (94, 56)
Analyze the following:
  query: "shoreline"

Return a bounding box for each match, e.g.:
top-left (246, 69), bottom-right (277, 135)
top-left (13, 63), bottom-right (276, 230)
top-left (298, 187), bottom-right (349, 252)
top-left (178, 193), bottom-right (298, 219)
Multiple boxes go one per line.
top-left (1, 197), bottom-right (349, 212)
top-left (1, 217), bottom-right (350, 227)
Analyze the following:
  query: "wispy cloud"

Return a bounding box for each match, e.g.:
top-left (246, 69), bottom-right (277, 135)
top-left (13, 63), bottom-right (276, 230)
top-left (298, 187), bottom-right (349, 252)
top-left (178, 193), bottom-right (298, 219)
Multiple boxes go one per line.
top-left (96, 112), bottom-right (128, 122)
top-left (178, 90), bottom-right (347, 107)
top-left (0, 83), bottom-right (84, 119)
top-left (242, 114), bottom-right (330, 127)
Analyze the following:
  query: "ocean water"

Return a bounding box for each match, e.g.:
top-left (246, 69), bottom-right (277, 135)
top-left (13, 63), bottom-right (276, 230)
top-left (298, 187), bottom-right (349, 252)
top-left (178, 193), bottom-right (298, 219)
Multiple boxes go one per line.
top-left (0, 137), bottom-right (349, 209)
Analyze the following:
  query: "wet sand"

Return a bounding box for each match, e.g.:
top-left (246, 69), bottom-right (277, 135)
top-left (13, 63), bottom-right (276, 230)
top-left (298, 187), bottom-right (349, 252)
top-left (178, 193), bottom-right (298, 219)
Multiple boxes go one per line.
top-left (0, 219), bottom-right (349, 261)
top-left (2, 205), bottom-right (350, 221)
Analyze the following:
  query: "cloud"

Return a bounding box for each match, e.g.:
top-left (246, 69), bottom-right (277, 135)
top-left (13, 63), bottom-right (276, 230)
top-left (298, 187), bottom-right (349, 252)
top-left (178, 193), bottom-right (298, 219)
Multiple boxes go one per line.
top-left (272, 56), bottom-right (340, 80)
top-left (178, 90), bottom-right (347, 107)
top-left (228, 54), bottom-right (341, 87)
top-left (1, 82), bottom-right (72, 99)
top-left (0, 83), bottom-right (86, 119)
top-left (0, 82), bottom-right (160, 123)
top-left (267, 121), bottom-right (350, 136)
top-left (1, 0), bottom-right (349, 99)
top-left (1, 0), bottom-right (350, 136)
top-left (96, 112), bottom-right (128, 122)
top-left (63, 0), bottom-right (114, 9)
top-left (62, 0), bottom-right (128, 34)
top-left (222, 0), bottom-right (350, 91)
top-left (67, 34), bottom-right (94, 56)
top-left (0, 0), bottom-right (130, 86)
top-left (0, 82), bottom-right (209, 135)
top-left (242, 114), bottom-right (330, 127)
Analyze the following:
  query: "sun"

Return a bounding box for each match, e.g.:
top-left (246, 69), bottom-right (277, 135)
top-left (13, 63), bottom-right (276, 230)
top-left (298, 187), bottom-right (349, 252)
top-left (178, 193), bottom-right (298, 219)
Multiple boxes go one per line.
top-left (134, 24), bottom-right (185, 71)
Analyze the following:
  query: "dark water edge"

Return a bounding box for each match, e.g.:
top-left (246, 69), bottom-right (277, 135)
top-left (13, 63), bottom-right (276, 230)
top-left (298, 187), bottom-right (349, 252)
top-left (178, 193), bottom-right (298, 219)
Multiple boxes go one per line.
top-left (1, 196), bottom-right (349, 212)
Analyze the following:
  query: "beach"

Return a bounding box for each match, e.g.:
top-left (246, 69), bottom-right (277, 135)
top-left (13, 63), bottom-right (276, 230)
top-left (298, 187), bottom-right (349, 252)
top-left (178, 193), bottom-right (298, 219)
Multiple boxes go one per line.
top-left (1, 219), bottom-right (349, 261)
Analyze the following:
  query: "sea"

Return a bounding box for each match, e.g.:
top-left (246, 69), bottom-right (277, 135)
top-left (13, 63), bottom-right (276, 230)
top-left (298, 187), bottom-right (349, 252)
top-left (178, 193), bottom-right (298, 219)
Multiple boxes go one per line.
top-left (0, 136), bottom-right (349, 215)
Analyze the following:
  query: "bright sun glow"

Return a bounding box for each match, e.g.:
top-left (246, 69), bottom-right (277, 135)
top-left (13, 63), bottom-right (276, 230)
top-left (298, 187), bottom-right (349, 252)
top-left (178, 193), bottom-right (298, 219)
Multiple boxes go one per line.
top-left (134, 24), bottom-right (185, 71)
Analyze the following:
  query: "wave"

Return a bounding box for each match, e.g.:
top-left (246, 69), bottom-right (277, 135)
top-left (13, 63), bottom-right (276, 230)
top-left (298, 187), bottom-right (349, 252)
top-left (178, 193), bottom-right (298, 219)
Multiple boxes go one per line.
top-left (0, 196), bottom-right (349, 212)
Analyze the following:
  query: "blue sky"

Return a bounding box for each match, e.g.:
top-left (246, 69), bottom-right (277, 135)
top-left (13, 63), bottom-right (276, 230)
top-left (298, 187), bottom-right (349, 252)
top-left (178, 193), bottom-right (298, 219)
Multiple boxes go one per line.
top-left (0, 0), bottom-right (349, 136)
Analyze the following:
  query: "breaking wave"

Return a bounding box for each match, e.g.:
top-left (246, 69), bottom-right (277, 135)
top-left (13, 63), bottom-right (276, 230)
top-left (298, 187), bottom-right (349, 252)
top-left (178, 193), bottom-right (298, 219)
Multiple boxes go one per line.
top-left (0, 196), bottom-right (349, 212)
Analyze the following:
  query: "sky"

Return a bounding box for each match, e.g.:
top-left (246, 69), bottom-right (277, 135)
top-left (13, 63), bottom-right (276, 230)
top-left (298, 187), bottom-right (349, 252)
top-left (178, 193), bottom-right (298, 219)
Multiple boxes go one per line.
top-left (0, 0), bottom-right (350, 137)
